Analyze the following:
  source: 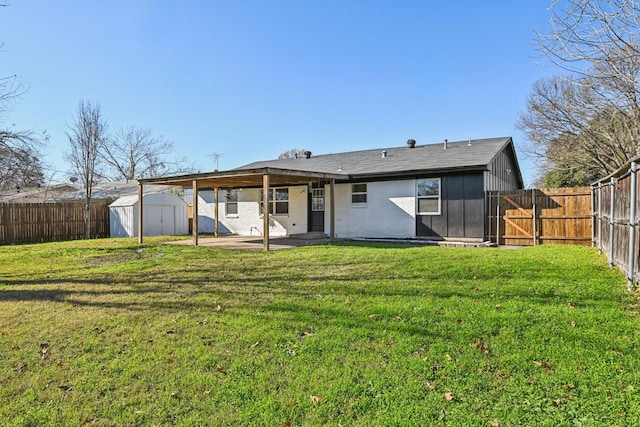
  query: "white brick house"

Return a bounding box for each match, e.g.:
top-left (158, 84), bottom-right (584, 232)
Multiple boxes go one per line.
top-left (140, 137), bottom-right (523, 247)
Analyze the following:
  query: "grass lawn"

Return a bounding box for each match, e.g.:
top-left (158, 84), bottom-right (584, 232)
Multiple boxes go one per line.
top-left (1, 238), bottom-right (639, 426)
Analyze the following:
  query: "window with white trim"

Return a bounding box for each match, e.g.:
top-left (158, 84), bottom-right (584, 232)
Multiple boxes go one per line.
top-left (417, 178), bottom-right (441, 214)
top-left (225, 189), bottom-right (238, 215)
top-left (351, 183), bottom-right (367, 204)
top-left (260, 188), bottom-right (289, 214)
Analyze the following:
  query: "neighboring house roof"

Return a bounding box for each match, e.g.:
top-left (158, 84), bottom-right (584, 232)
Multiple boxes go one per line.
top-left (236, 137), bottom-right (521, 182)
top-left (54, 180), bottom-right (170, 202)
top-left (0, 184), bottom-right (78, 203)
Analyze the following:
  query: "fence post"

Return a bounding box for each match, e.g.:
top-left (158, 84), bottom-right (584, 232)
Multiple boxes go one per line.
top-left (532, 188), bottom-right (537, 246)
top-left (591, 185), bottom-right (596, 248)
top-left (496, 192), bottom-right (501, 246)
top-left (598, 182), bottom-right (603, 253)
top-left (609, 177), bottom-right (617, 267)
top-left (628, 163), bottom-right (638, 291)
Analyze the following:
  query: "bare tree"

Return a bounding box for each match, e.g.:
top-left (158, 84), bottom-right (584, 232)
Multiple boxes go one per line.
top-left (519, 1), bottom-right (640, 186)
top-left (65, 100), bottom-right (107, 239)
top-left (1, 57), bottom-right (45, 190)
top-left (100, 125), bottom-right (189, 181)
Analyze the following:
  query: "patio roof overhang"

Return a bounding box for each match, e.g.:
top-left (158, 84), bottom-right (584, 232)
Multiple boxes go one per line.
top-left (138, 167), bottom-right (350, 188)
top-left (137, 167), bottom-right (350, 251)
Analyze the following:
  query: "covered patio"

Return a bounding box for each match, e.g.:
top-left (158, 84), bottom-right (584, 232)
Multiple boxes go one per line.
top-left (137, 167), bottom-right (349, 250)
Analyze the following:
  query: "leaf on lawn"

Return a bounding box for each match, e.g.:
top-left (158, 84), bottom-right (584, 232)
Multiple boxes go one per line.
top-left (444, 392), bottom-right (454, 401)
top-left (300, 331), bottom-right (314, 340)
top-left (445, 353), bottom-right (453, 361)
top-left (310, 395), bottom-right (326, 404)
top-left (457, 318), bottom-right (465, 324)
top-left (490, 419), bottom-right (500, 427)
top-left (567, 302), bottom-right (576, 309)
top-left (58, 385), bottom-right (73, 392)
top-left (470, 339), bottom-right (490, 355)
top-left (251, 341), bottom-right (261, 348)
top-left (216, 367), bottom-right (226, 374)
top-left (495, 304), bottom-right (501, 309)
top-left (571, 321), bottom-right (577, 328)
top-left (554, 397), bottom-right (563, 407)
top-left (166, 330), bottom-right (178, 334)
top-left (369, 314), bottom-right (379, 319)
top-left (425, 381), bottom-right (435, 390)
top-left (563, 383), bottom-right (575, 389)
top-left (284, 421), bottom-right (292, 427)
top-left (533, 360), bottom-right (554, 374)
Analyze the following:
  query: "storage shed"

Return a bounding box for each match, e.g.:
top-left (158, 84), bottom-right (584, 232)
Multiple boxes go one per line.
top-left (109, 193), bottom-right (188, 237)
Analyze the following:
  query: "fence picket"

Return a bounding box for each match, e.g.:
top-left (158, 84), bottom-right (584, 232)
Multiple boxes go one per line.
top-left (0, 202), bottom-right (109, 244)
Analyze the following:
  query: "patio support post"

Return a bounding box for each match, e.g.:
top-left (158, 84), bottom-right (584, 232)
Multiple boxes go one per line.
top-left (330, 179), bottom-right (336, 241)
top-left (496, 192), bottom-right (501, 246)
top-left (263, 174), bottom-right (270, 251)
top-left (214, 186), bottom-right (219, 238)
top-left (137, 182), bottom-right (144, 244)
top-left (192, 180), bottom-right (199, 246)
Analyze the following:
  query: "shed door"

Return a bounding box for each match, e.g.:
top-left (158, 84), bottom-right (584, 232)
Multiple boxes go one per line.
top-left (309, 187), bottom-right (325, 232)
top-left (145, 205), bottom-right (176, 236)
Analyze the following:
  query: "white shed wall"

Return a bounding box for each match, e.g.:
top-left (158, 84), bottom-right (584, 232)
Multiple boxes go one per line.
top-left (329, 180), bottom-right (416, 239)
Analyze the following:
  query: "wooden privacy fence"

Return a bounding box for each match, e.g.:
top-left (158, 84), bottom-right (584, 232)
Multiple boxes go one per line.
top-left (0, 202), bottom-right (110, 245)
top-left (486, 187), bottom-right (592, 246)
top-left (593, 160), bottom-right (640, 290)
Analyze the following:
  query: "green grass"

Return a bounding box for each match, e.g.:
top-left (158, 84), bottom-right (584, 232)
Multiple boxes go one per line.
top-left (1, 238), bottom-right (639, 426)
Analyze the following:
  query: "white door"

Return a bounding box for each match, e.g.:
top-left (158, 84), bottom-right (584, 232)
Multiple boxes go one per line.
top-left (144, 205), bottom-right (175, 236)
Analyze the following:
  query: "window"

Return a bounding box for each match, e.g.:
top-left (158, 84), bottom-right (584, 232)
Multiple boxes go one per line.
top-left (261, 188), bottom-right (289, 215)
top-left (417, 178), bottom-right (441, 214)
top-left (351, 183), bottom-right (367, 204)
top-left (312, 188), bottom-right (324, 211)
top-left (225, 189), bottom-right (238, 215)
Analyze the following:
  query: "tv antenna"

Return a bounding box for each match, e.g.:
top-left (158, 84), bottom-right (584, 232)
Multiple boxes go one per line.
top-left (208, 152), bottom-right (223, 171)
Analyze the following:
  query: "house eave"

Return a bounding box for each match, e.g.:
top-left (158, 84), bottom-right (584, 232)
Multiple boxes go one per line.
top-left (139, 167), bottom-right (350, 188)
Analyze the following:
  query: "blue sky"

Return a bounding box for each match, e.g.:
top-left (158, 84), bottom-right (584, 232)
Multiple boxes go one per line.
top-left (2, 1), bottom-right (555, 186)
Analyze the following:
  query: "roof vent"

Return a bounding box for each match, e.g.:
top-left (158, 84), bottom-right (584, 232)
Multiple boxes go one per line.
top-left (407, 139), bottom-right (416, 148)
top-left (382, 150), bottom-right (388, 158)
top-left (444, 139), bottom-right (448, 150)
top-left (304, 151), bottom-right (312, 159)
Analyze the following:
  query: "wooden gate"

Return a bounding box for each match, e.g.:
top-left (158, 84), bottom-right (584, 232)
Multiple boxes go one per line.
top-left (486, 188), bottom-right (592, 246)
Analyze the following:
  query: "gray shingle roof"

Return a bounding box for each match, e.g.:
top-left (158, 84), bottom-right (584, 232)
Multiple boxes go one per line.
top-left (236, 137), bottom-right (514, 178)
